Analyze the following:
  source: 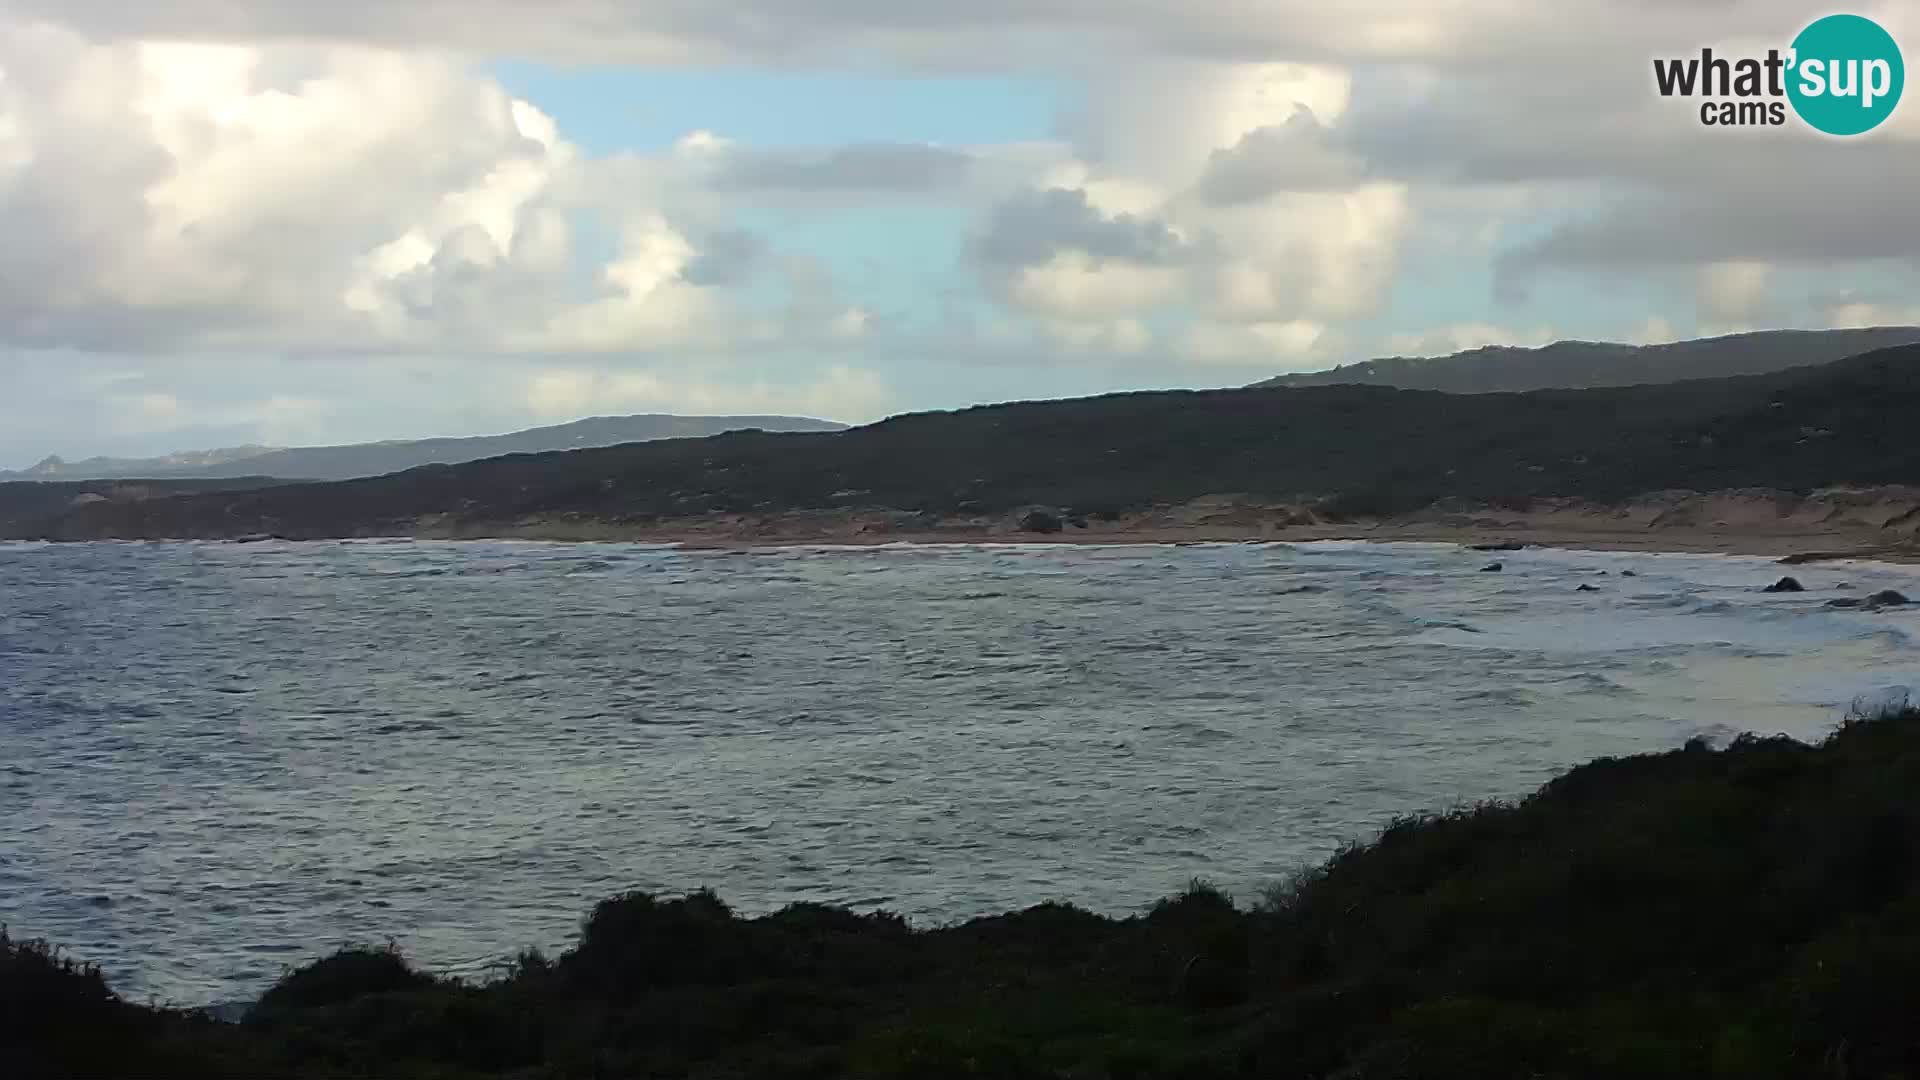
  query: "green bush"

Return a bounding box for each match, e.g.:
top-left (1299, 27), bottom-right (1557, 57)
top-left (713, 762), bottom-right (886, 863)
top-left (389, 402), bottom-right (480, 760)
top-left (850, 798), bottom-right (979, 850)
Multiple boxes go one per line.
top-left (252, 943), bottom-right (435, 1016)
top-left (11, 709), bottom-right (1920, 1077)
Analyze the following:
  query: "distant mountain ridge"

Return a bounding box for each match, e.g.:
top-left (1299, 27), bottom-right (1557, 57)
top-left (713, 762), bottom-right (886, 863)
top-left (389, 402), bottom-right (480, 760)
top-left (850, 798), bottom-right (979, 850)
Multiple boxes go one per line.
top-left (16, 446), bottom-right (280, 478)
top-left (2, 414), bottom-right (848, 482)
top-left (17, 340), bottom-right (1920, 543)
top-left (1252, 327), bottom-right (1920, 393)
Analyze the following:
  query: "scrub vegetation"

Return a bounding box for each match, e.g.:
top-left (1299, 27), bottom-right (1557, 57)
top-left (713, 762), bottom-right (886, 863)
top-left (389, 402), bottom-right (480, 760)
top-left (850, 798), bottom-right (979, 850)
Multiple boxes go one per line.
top-left (12, 706), bottom-right (1920, 1078)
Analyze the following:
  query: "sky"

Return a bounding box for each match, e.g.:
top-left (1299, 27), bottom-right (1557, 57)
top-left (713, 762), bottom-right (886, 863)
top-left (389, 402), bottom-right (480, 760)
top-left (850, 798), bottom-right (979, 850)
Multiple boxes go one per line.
top-left (1, 1), bottom-right (1917, 467)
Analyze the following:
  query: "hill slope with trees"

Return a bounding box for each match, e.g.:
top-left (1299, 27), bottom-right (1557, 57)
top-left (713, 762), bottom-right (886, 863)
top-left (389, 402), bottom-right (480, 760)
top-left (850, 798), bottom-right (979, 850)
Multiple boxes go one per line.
top-left (1, 414), bottom-right (847, 483)
top-left (1252, 327), bottom-right (1920, 394)
top-left (7, 343), bottom-right (1920, 542)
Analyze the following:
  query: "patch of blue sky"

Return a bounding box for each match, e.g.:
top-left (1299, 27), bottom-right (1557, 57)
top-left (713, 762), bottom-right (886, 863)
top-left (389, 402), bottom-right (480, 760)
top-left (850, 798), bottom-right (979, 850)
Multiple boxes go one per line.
top-left (489, 62), bottom-right (1070, 154)
top-left (732, 204), bottom-right (975, 321)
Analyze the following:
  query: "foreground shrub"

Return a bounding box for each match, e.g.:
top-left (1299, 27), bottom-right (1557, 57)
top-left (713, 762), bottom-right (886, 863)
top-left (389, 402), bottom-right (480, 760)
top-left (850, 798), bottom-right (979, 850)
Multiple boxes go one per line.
top-left (251, 943), bottom-right (436, 1016)
top-left (9, 709), bottom-right (1920, 1078)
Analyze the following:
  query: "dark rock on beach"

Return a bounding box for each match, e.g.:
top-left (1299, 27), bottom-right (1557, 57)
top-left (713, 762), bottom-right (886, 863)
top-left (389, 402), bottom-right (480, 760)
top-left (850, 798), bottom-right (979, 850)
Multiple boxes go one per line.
top-left (1017, 509), bottom-right (1065, 534)
top-left (1826, 590), bottom-right (1911, 611)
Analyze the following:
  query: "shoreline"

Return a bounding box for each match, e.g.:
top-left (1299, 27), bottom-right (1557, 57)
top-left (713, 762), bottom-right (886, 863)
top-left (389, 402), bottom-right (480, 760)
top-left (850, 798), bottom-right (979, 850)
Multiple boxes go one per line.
top-left (16, 520), bottom-right (1920, 567)
top-left (18, 487), bottom-right (1920, 563)
top-left (398, 489), bottom-right (1920, 563)
top-left (417, 519), bottom-right (1920, 564)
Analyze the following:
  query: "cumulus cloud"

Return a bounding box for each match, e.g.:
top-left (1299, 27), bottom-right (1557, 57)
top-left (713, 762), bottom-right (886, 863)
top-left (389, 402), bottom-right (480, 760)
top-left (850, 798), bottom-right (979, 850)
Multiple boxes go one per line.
top-left (0, 352), bottom-right (406, 462)
top-left (973, 187), bottom-right (1193, 269)
top-left (1375, 10), bottom-right (1913, 284)
top-left (0, 349), bottom-right (897, 466)
top-left (969, 187), bottom-right (1197, 323)
top-left (0, 0), bottom-right (1717, 69)
top-left (1038, 317), bottom-right (1155, 355)
top-left (1696, 261), bottom-right (1774, 329)
top-left (965, 55), bottom-right (1409, 346)
top-left (1197, 183), bottom-right (1411, 322)
top-left (0, 21), bottom-right (871, 357)
top-left (0, 27), bottom-right (574, 350)
top-left (1068, 61), bottom-right (1353, 187)
top-left (677, 228), bottom-right (766, 287)
top-left (1197, 111), bottom-right (1364, 205)
top-left (1003, 254), bottom-right (1187, 320)
top-left (522, 363), bottom-right (894, 423)
top-left (0, 0), bottom-right (1914, 456)
top-left (1818, 300), bottom-right (1920, 330)
top-left (1179, 319), bottom-right (1333, 367)
top-left (1500, 165), bottom-right (1920, 281)
top-left (1627, 317), bottom-right (1680, 346)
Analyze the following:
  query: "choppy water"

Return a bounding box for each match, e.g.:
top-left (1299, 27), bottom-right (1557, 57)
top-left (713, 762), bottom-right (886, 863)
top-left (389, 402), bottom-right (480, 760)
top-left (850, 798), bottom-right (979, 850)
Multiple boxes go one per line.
top-left (2, 538), bottom-right (1917, 1007)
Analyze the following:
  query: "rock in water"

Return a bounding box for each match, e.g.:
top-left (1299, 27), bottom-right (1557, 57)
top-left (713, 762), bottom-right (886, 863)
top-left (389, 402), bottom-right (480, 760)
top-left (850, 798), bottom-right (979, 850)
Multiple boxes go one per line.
top-left (1763, 576), bottom-right (1805, 593)
top-left (1827, 591), bottom-right (1911, 611)
top-left (1480, 562), bottom-right (1503, 573)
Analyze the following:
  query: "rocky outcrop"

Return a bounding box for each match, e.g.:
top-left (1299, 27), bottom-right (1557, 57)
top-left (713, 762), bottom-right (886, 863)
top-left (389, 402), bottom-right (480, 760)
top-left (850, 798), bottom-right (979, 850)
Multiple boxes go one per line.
top-left (1826, 590), bottom-right (1912, 611)
top-left (1017, 509), bottom-right (1065, 534)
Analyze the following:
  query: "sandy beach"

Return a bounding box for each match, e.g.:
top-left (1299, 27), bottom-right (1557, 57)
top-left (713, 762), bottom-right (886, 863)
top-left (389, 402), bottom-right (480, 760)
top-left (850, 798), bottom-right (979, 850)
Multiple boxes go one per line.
top-left (408, 487), bottom-right (1920, 564)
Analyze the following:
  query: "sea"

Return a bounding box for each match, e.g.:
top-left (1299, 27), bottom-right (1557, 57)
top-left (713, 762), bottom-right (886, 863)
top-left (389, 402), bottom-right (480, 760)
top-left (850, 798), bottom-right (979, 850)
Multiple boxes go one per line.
top-left (2, 538), bottom-right (1916, 1009)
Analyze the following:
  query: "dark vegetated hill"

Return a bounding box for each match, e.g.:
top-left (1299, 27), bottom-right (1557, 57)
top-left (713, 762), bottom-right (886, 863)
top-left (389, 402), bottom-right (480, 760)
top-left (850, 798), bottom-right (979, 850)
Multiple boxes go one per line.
top-left (20, 344), bottom-right (1920, 541)
top-left (11, 708), bottom-right (1920, 1078)
top-left (0, 414), bottom-right (849, 483)
top-left (175, 413), bottom-right (851, 481)
top-left (1682, 344), bottom-right (1920, 490)
top-left (1, 445), bottom-right (276, 481)
top-left (1252, 326), bottom-right (1920, 393)
top-left (0, 478), bottom-right (291, 538)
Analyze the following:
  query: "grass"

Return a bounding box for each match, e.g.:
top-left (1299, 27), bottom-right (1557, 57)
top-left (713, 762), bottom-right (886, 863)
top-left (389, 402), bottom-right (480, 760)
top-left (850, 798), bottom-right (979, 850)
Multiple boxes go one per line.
top-left (9, 708), bottom-right (1920, 1078)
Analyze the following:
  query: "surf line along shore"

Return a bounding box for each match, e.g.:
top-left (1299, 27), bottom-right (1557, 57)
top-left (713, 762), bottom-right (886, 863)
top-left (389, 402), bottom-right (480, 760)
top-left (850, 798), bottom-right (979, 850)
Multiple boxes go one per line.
top-left (401, 496), bottom-right (1920, 565)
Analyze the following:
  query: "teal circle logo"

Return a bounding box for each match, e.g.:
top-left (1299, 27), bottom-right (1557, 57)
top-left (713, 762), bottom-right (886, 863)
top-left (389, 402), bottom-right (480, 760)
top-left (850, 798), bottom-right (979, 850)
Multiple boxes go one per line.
top-left (1787, 14), bottom-right (1904, 135)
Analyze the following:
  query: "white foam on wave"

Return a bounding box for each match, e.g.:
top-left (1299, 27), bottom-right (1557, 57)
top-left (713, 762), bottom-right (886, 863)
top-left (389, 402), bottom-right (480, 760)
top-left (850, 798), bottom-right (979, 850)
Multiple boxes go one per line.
top-left (1413, 609), bottom-right (1897, 655)
top-left (11, 534), bottom-right (1920, 1005)
top-left (1362, 545), bottom-right (1920, 733)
